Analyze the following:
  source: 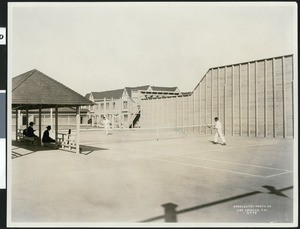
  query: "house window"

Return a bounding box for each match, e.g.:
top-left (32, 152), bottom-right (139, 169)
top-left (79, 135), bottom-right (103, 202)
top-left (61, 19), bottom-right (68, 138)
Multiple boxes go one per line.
top-left (113, 102), bottom-right (116, 109)
top-left (123, 101), bottom-right (128, 109)
top-left (100, 103), bottom-right (104, 109)
top-left (106, 102), bottom-right (110, 109)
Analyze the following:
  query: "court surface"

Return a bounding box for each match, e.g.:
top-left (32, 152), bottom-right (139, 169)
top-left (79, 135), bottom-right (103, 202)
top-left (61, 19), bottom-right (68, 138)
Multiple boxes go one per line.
top-left (10, 129), bottom-right (295, 226)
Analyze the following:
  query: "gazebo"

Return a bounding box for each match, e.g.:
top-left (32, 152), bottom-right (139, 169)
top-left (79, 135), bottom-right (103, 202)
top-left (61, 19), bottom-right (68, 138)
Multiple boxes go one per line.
top-left (12, 69), bottom-right (94, 153)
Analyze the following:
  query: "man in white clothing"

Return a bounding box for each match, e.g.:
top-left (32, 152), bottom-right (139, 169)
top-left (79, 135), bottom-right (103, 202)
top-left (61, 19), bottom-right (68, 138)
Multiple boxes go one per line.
top-left (102, 116), bottom-right (112, 135)
top-left (208, 117), bottom-right (226, 145)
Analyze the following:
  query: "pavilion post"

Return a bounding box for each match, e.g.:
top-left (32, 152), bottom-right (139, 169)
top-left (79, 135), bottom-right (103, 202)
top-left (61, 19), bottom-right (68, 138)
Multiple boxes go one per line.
top-left (76, 106), bottom-right (80, 154)
top-left (55, 106), bottom-right (58, 143)
top-left (26, 109), bottom-right (29, 127)
top-left (18, 110), bottom-right (21, 129)
top-left (50, 108), bottom-right (53, 127)
top-left (15, 109), bottom-right (18, 141)
top-left (39, 107), bottom-right (42, 146)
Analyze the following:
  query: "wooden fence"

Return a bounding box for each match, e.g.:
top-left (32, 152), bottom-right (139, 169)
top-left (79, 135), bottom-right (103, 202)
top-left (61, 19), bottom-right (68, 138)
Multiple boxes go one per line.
top-left (140, 55), bottom-right (294, 138)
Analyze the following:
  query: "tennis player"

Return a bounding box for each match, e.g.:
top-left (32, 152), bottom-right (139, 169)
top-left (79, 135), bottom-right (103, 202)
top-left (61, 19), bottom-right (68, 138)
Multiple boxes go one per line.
top-left (207, 117), bottom-right (226, 145)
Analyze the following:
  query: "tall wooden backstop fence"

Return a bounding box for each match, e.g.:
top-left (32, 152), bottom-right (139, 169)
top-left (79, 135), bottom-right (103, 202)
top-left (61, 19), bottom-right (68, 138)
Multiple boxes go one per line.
top-left (140, 54), bottom-right (294, 138)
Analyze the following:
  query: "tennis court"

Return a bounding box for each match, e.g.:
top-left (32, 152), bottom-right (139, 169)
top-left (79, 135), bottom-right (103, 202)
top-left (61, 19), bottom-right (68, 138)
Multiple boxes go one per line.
top-left (10, 129), bottom-right (295, 225)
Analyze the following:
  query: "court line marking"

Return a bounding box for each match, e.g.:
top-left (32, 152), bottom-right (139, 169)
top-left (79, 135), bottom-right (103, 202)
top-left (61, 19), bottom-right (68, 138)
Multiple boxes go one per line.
top-left (132, 155), bottom-right (267, 178)
top-left (83, 144), bottom-right (293, 178)
top-left (264, 171), bottom-right (293, 178)
top-left (99, 148), bottom-right (293, 178)
top-left (83, 141), bottom-right (293, 175)
top-left (104, 146), bottom-right (292, 173)
top-left (155, 152), bottom-right (292, 172)
top-left (135, 155), bottom-right (293, 178)
top-left (176, 142), bottom-right (292, 153)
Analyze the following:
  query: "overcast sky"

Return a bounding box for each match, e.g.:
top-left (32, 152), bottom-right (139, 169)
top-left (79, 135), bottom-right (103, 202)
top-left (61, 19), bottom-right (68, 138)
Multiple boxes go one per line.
top-left (8, 2), bottom-right (297, 96)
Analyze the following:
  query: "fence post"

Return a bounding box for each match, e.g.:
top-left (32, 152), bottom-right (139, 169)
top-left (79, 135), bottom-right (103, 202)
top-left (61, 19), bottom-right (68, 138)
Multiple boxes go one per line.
top-left (162, 203), bottom-right (178, 222)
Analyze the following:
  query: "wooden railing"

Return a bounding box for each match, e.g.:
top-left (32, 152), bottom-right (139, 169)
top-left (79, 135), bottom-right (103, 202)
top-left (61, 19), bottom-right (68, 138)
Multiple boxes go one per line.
top-left (17, 129), bottom-right (25, 141)
top-left (57, 132), bottom-right (77, 151)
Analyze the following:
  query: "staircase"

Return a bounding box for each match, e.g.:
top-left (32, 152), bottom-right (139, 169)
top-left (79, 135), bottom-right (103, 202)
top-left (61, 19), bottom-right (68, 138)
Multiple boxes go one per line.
top-left (129, 110), bottom-right (141, 128)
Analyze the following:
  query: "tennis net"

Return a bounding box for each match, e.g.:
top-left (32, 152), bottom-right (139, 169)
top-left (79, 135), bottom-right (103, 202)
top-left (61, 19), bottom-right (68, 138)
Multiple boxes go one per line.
top-left (79, 124), bottom-right (210, 143)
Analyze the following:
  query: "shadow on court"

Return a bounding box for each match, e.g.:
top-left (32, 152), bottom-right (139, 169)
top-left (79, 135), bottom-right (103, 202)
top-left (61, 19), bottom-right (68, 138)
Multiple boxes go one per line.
top-left (12, 141), bottom-right (109, 158)
top-left (79, 144), bottom-right (109, 155)
top-left (209, 140), bottom-right (225, 145)
top-left (139, 185), bottom-right (293, 223)
top-left (11, 140), bottom-right (59, 159)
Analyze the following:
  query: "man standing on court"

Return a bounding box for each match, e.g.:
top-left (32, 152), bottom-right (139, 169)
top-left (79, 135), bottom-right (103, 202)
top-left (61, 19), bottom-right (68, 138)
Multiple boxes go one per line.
top-left (209, 117), bottom-right (226, 145)
top-left (102, 116), bottom-right (112, 135)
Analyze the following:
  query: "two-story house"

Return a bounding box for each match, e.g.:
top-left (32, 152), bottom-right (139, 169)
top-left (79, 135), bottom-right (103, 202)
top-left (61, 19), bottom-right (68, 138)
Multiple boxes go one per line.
top-left (83, 85), bottom-right (183, 128)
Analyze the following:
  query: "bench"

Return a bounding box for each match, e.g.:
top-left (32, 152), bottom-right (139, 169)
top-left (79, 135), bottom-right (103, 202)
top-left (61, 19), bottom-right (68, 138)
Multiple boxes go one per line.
top-left (23, 136), bottom-right (35, 144)
top-left (17, 130), bottom-right (39, 145)
top-left (42, 142), bottom-right (60, 149)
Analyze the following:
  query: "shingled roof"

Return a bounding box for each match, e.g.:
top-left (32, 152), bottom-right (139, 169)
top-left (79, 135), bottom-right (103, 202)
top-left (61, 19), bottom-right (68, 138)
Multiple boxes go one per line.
top-left (90, 89), bottom-right (125, 100)
top-left (84, 85), bottom-right (183, 100)
top-left (125, 85), bottom-right (151, 97)
top-left (151, 86), bottom-right (179, 92)
top-left (12, 69), bottom-right (94, 110)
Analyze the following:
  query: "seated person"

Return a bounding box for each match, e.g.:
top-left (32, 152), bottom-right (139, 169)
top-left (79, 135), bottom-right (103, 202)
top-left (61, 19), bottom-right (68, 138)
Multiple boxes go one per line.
top-left (26, 122), bottom-right (39, 138)
top-left (42, 125), bottom-right (56, 143)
